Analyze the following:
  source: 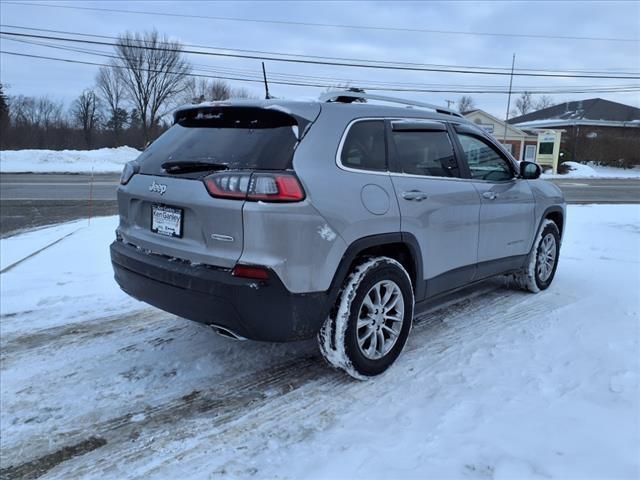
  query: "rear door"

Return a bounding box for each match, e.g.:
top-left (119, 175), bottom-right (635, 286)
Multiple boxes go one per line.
top-left (388, 120), bottom-right (481, 298)
top-left (117, 106), bottom-right (318, 268)
top-left (452, 124), bottom-right (535, 274)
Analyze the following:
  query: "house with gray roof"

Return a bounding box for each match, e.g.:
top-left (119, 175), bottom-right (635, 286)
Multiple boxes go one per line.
top-left (509, 98), bottom-right (640, 167)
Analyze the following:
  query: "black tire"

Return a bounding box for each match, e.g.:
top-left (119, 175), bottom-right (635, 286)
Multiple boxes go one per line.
top-left (318, 257), bottom-right (414, 379)
top-left (513, 220), bottom-right (561, 293)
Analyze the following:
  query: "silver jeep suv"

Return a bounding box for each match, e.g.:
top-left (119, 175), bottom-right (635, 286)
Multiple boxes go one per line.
top-left (111, 91), bottom-right (565, 379)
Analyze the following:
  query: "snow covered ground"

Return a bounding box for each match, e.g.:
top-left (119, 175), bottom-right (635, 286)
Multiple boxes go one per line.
top-left (542, 161), bottom-right (640, 179)
top-left (1, 205), bottom-right (639, 479)
top-left (0, 147), bottom-right (140, 173)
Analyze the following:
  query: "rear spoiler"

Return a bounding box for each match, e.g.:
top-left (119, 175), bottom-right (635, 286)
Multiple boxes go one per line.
top-left (173, 103), bottom-right (321, 140)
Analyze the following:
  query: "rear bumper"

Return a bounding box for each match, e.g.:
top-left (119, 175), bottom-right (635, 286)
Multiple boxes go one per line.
top-left (110, 240), bottom-right (330, 342)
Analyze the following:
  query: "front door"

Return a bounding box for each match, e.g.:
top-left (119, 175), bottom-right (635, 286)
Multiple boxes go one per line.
top-left (387, 120), bottom-right (481, 298)
top-left (452, 125), bottom-right (536, 277)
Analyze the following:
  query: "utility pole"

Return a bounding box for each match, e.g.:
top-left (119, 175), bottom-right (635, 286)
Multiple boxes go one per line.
top-left (445, 99), bottom-right (455, 109)
top-left (503, 53), bottom-right (516, 142)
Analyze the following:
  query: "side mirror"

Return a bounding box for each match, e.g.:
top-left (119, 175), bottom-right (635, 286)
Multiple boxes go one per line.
top-left (520, 161), bottom-right (541, 180)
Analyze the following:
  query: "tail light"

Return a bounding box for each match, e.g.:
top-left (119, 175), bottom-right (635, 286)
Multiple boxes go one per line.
top-left (120, 160), bottom-right (139, 185)
top-left (204, 172), bottom-right (305, 202)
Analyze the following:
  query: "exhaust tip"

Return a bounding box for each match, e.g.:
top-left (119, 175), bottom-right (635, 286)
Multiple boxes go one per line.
top-left (210, 324), bottom-right (247, 341)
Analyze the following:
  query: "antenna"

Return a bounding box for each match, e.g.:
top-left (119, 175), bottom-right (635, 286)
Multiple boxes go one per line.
top-left (261, 62), bottom-right (271, 99)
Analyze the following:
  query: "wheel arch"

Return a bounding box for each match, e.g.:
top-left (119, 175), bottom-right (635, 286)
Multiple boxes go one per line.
top-left (327, 232), bottom-right (424, 311)
top-left (528, 205), bottom-right (564, 255)
top-left (543, 206), bottom-right (564, 238)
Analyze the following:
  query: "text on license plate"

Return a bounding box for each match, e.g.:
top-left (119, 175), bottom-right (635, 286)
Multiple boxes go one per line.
top-left (151, 205), bottom-right (183, 237)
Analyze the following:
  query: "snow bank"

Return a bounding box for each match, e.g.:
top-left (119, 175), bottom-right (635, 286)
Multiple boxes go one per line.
top-left (542, 161), bottom-right (640, 179)
top-left (0, 147), bottom-right (140, 173)
top-left (1, 205), bottom-right (639, 478)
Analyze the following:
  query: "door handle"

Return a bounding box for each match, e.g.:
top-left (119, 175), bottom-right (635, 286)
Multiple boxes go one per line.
top-left (482, 191), bottom-right (498, 200)
top-left (402, 190), bottom-right (428, 201)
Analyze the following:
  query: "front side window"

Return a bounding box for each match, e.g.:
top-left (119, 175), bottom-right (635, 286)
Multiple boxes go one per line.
top-left (456, 133), bottom-right (514, 181)
top-left (391, 131), bottom-right (458, 177)
top-left (340, 120), bottom-right (386, 171)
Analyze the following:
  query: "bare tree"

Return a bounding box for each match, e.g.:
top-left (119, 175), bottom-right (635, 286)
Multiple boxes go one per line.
top-left (512, 92), bottom-right (534, 117)
top-left (96, 66), bottom-right (126, 142)
top-left (71, 89), bottom-right (101, 148)
top-left (534, 95), bottom-right (555, 111)
top-left (230, 86), bottom-right (256, 99)
top-left (10, 95), bottom-right (64, 127)
top-left (457, 95), bottom-right (476, 113)
top-left (9, 95), bottom-right (36, 126)
top-left (112, 30), bottom-right (191, 143)
top-left (211, 80), bottom-right (232, 100)
top-left (181, 78), bottom-right (231, 103)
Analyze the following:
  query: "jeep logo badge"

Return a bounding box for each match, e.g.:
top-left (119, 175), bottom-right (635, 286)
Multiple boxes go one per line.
top-left (149, 181), bottom-right (167, 195)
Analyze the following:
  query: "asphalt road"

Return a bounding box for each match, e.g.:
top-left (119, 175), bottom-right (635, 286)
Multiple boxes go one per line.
top-left (0, 173), bottom-right (120, 236)
top-left (1, 173), bottom-right (638, 236)
top-left (0, 173), bottom-right (120, 201)
top-left (549, 178), bottom-right (640, 204)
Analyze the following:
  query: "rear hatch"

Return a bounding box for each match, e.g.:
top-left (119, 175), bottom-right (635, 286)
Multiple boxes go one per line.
top-left (117, 104), bottom-right (320, 268)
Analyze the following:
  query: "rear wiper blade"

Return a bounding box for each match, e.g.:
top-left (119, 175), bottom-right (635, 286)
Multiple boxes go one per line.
top-left (161, 161), bottom-right (229, 174)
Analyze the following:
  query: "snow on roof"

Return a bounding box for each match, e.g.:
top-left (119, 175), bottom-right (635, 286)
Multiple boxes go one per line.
top-left (508, 98), bottom-right (640, 126)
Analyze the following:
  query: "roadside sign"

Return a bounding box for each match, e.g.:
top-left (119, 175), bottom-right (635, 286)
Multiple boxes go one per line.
top-left (536, 130), bottom-right (562, 173)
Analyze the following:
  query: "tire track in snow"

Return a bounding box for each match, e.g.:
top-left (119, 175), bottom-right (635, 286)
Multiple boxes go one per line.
top-left (131, 285), bottom-right (574, 477)
top-left (0, 309), bottom-right (158, 366)
top-left (39, 284), bottom-right (532, 478)
top-left (4, 282), bottom-right (573, 478)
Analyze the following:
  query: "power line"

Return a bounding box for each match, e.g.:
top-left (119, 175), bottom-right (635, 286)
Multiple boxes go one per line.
top-left (3, 42), bottom-right (638, 93)
top-left (3, 23), bottom-right (639, 76)
top-left (4, 1), bottom-right (638, 43)
top-left (3, 50), bottom-right (640, 95)
top-left (3, 30), bottom-right (640, 80)
top-left (6, 34), bottom-right (637, 92)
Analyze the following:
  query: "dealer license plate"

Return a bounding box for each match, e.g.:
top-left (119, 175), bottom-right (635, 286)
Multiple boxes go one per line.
top-left (151, 205), bottom-right (183, 238)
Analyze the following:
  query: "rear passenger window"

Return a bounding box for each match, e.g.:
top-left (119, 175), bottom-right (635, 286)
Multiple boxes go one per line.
top-left (340, 120), bottom-right (386, 171)
top-left (391, 131), bottom-right (458, 177)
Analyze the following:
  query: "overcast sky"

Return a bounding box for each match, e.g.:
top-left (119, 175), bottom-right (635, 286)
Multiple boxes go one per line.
top-left (1, 0), bottom-right (638, 118)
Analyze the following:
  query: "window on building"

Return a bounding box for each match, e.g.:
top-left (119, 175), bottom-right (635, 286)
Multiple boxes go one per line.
top-left (391, 130), bottom-right (458, 177)
top-left (525, 144), bottom-right (536, 161)
top-left (340, 120), bottom-right (386, 171)
top-left (539, 142), bottom-right (554, 155)
top-left (456, 133), bottom-right (514, 181)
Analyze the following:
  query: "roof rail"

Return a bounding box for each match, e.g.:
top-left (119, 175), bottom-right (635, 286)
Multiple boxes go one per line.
top-left (319, 90), bottom-right (464, 118)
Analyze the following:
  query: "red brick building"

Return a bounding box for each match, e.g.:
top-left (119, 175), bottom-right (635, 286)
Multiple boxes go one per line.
top-left (509, 98), bottom-right (640, 168)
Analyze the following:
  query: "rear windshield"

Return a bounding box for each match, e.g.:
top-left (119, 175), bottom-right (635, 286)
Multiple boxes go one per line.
top-left (137, 107), bottom-right (299, 176)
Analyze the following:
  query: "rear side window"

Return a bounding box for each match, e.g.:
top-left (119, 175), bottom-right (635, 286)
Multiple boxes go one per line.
top-left (340, 120), bottom-right (386, 171)
top-left (391, 131), bottom-right (458, 177)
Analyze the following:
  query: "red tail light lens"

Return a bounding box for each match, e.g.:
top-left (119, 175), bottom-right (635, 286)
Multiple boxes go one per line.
top-left (249, 174), bottom-right (305, 201)
top-left (203, 172), bottom-right (305, 202)
top-left (204, 173), bottom-right (250, 199)
top-left (232, 265), bottom-right (269, 280)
